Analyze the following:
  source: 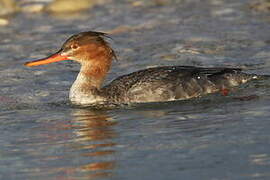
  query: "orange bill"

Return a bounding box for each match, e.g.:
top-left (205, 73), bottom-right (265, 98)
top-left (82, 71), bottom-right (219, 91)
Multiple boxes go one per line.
top-left (24, 53), bottom-right (69, 67)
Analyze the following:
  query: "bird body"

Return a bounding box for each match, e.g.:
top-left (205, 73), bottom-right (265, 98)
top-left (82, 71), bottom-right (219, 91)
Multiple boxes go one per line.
top-left (24, 31), bottom-right (259, 106)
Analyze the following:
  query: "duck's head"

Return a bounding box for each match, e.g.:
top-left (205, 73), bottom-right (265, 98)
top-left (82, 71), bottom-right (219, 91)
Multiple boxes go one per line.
top-left (24, 31), bottom-right (116, 67)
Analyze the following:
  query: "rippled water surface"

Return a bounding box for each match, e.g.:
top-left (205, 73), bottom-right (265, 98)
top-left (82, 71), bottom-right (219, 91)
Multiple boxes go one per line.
top-left (1, 0), bottom-right (270, 179)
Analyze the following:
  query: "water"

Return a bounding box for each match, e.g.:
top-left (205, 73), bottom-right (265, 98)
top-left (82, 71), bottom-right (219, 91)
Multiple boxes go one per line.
top-left (1, 0), bottom-right (270, 179)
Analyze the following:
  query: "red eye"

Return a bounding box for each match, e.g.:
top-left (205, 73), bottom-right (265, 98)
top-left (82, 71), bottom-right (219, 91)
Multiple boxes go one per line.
top-left (71, 44), bottom-right (79, 50)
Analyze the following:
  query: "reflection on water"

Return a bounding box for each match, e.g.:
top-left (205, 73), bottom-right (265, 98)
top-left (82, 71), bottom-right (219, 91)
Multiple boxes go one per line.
top-left (11, 109), bottom-right (118, 180)
top-left (70, 109), bottom-right (117, 179)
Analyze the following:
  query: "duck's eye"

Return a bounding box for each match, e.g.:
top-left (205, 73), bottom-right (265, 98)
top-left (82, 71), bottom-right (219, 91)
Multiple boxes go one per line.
top-left (71, 44), bottom-right (79, 50)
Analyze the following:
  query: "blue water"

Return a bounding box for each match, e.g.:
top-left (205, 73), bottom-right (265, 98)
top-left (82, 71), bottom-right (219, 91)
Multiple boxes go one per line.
top-left (1, 0), bottom-right (270, 179)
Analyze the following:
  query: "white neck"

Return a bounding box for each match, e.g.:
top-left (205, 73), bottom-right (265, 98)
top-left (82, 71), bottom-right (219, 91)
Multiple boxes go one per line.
top-left (69, 66), bottom-right (105, 105)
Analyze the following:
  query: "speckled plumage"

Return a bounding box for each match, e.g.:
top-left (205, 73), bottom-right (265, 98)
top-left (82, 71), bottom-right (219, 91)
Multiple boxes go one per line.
top-left (100, 66), bottom-right (258, 105)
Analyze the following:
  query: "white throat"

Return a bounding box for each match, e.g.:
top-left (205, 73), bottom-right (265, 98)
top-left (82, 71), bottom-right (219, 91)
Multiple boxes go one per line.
top-left (69, 70), bottom-right (105, 105)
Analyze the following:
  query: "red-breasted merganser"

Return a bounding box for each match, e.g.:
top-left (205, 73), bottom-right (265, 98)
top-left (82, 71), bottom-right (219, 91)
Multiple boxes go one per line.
top-left (24, 31), bottom-right (259, 106)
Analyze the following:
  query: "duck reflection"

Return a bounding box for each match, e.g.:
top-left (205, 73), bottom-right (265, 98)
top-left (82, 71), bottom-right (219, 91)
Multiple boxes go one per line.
top-left (69, 108), bottom-right (117, 179)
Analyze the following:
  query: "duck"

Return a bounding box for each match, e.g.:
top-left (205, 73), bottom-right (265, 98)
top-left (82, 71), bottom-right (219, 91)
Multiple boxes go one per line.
top-left (24, 31), bottom-right (259, 106)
